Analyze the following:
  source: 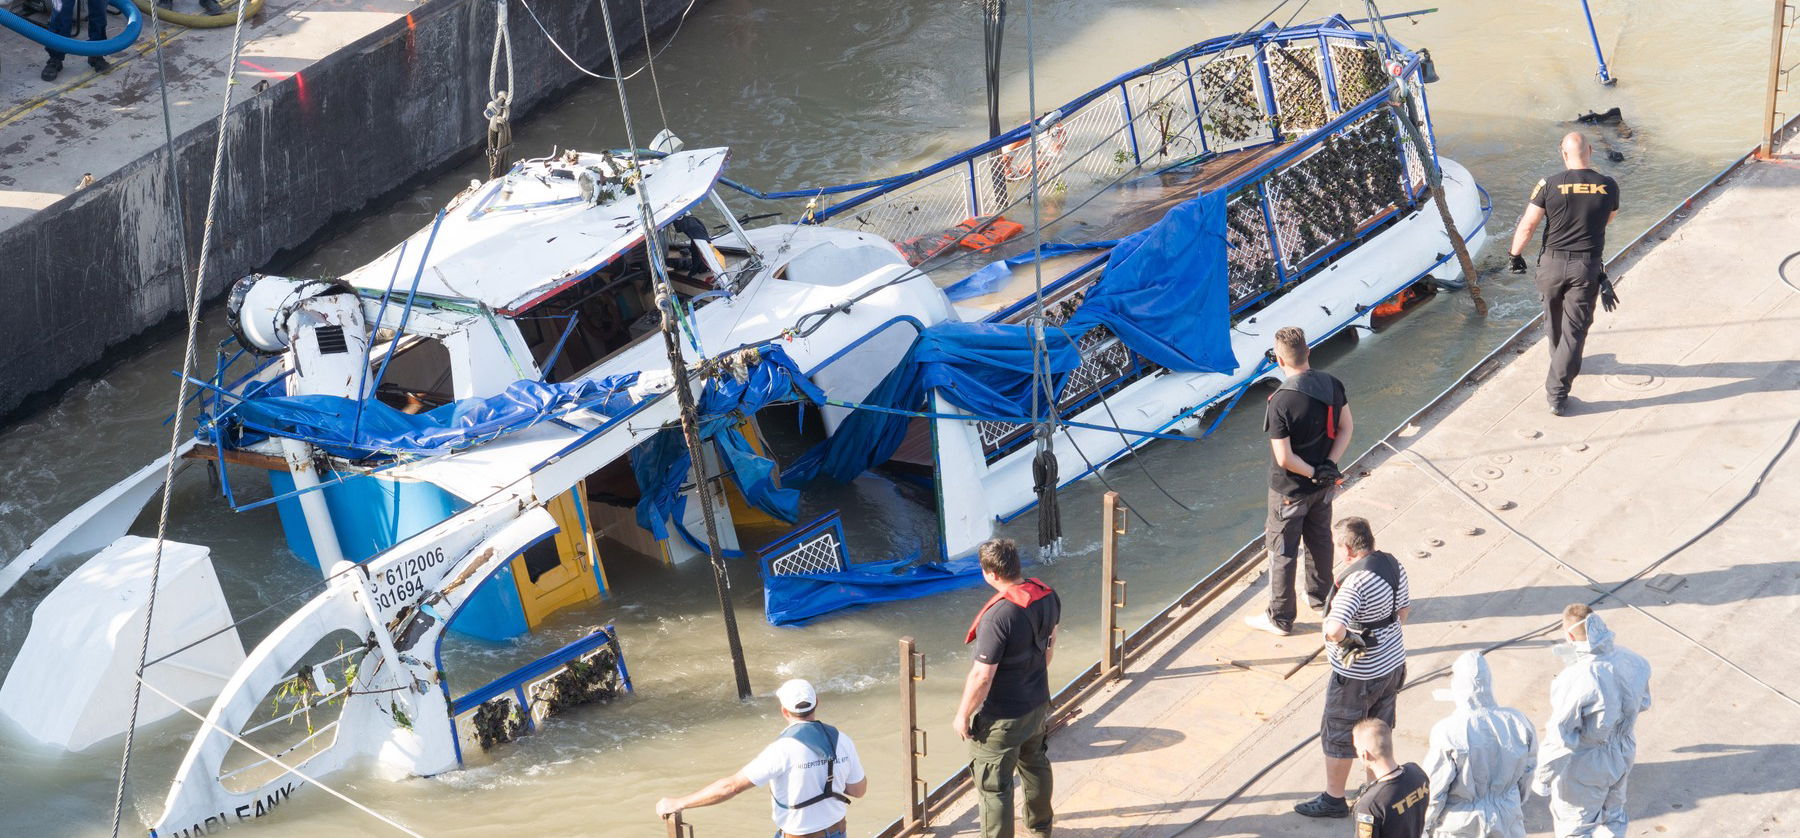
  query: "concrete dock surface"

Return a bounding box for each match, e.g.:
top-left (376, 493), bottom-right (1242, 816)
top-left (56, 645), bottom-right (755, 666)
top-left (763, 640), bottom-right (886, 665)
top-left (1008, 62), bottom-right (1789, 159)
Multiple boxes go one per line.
top-left (923, 145), bottom-right (1800, 837)
top-left (0, 0), bottom-right (414, 231)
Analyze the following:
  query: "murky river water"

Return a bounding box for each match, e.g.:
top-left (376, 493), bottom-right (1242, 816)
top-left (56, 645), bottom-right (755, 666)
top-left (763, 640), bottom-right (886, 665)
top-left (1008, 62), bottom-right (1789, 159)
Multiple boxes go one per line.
top-left (0, 0), bottom-right (1778, 835)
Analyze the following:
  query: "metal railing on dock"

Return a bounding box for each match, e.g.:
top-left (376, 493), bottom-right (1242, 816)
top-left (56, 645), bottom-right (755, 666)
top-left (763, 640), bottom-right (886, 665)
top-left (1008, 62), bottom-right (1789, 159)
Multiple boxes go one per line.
top-left (875, 490), bottom-right (1271, 837)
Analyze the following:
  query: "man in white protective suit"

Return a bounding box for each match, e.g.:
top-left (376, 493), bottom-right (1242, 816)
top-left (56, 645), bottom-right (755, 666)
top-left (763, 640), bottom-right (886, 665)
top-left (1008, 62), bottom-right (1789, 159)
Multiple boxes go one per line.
top-left (1422, 651), bottom-right (1536, 837)
top-left (1531, 605), bottom-right (1652, 837)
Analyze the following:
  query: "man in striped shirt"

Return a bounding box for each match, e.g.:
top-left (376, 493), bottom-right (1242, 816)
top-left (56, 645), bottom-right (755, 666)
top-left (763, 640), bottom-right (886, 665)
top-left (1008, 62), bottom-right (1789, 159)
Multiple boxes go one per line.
top-left (1296, 517), bottom-right (1412, 820)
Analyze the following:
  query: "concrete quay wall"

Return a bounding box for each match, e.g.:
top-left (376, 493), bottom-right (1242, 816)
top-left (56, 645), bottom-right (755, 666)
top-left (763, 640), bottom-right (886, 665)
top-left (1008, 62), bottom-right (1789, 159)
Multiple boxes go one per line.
top-left (0, 0), bottom-right (689, 419)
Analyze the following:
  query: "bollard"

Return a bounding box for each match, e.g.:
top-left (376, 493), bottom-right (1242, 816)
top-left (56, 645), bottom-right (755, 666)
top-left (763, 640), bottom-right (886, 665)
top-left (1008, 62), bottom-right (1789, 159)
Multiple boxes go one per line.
top-left (1100, 491), bottom-right (1129, 682)
top-left (664, 812), bottom-right (693, 838)
top-left (898, 636), bottom-right (929, 834)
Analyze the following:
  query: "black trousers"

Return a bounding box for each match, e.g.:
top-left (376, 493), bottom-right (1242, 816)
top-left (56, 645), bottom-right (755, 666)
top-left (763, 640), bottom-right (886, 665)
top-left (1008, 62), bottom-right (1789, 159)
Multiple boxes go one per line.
top-left (1263, 486), bottom-right (1334, 631)
top-left (45, 0), bottom-right (109, 62)
top-left (1538, 252), bottom-right (1602, 401)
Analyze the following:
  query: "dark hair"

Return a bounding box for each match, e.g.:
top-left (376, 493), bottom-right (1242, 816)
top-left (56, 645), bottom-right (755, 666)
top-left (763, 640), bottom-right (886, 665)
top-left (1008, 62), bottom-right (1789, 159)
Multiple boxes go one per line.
top-left (978, 538), bottom-right (1022, 581)
top-left (1332, 517), bottom-right (1375, 555)
top-left (1273, 326), bottom-right (1310, 366)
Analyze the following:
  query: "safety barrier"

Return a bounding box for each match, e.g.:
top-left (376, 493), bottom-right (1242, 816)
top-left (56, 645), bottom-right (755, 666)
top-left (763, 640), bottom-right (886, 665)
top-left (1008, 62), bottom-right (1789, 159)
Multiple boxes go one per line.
top-left (1758, 0), bottom-right (1797, 158)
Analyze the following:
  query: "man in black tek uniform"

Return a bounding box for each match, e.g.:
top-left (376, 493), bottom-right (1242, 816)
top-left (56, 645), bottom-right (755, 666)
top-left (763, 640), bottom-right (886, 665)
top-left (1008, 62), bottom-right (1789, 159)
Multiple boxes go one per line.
top-left (1508, 132), bottom-right (1621, 416)
top-left (1247, 326), bottom-right (1353, 637)
top-left (1350, 718), bottom-right (1429, 838)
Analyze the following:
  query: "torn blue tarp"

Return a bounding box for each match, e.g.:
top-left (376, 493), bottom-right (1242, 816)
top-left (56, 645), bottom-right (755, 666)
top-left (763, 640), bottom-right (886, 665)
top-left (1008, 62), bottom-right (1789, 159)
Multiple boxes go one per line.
top-left (764, 551), bottom-right (985, 626)
top-left (781, 321), bottom-right (1080, 487)
top-left (942, 240), bottom-right (1122, 302)
top-left (916, 321), bottom-right (1081, 421)
top-left (223, 375), bottom-right (641, 460)
top-left (631, 346), bottom-right (825, 539)
top-left (1063, 189), bottom-right (1237, 374)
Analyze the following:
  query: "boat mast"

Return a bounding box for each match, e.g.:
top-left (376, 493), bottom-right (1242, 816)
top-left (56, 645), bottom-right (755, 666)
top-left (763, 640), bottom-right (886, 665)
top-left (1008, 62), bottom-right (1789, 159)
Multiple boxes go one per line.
top-left (1362, 0), bottom-right (1488, 316)
top-left (983, 0), bottom-right (1006, 139)
top-left (593, 0), bottom-right (754, 700)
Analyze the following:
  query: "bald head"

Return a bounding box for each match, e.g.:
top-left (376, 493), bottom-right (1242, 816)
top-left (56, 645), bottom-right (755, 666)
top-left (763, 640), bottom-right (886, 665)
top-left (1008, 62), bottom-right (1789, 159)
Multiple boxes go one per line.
top-left (1560, 132), bottom-right (1592, 168)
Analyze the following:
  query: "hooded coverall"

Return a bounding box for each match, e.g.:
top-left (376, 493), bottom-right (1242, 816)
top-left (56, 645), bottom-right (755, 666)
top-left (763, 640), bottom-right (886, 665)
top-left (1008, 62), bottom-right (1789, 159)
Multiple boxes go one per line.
top-left (1422, 652), bottom-right (1536, 838)
top-left (1531, 613), bottom-right (1653, 837)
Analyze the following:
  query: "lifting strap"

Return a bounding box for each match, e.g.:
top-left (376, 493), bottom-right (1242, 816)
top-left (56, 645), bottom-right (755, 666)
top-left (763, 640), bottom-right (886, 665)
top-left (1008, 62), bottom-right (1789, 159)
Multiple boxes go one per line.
top-left (775, 721), bottom-right (852, 810)
top-left (1329, 550), bottom-right (1403, 632)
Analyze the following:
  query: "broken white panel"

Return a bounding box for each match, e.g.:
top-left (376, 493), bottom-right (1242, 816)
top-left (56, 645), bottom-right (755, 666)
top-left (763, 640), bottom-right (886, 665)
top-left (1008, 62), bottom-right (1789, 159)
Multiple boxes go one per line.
top-left (0, 536), bottom-right (245, 751)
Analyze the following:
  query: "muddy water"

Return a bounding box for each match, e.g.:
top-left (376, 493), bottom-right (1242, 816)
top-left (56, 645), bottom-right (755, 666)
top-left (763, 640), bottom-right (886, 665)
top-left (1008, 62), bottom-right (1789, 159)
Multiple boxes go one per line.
top-left (0, 0), bottom-right (1779, 835)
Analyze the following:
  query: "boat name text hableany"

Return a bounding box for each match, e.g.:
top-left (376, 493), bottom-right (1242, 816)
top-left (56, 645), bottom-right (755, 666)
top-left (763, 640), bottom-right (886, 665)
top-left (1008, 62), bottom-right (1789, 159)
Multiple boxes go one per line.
top-left (156, 781), bottom-right (302, 836)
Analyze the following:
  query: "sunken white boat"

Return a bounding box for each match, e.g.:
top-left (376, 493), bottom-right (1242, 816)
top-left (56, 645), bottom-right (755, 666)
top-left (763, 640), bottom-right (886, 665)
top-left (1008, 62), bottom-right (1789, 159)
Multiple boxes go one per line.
top-left (0, 16), bottom-right (1485, 834)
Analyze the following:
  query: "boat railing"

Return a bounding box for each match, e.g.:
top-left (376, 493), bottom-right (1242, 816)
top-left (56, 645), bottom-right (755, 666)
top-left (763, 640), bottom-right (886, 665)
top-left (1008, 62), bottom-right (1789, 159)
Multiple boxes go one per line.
top-left (722, 20), bottom-right (1433, 263)
top-left (965, 35), bottom-right (1437, 461)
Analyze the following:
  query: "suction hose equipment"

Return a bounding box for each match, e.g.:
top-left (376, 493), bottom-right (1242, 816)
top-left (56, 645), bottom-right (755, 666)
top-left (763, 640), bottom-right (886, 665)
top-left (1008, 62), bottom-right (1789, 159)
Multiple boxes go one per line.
top-left (0, 0), bottom-right (141, 56)
top-left (128, 0), bottom-right (264, 30)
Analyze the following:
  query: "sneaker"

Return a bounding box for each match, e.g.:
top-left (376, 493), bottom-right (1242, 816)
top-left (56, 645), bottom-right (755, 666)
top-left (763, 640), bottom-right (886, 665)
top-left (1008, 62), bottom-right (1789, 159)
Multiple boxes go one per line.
top-left (1307, 598), bottom-right (1327, 614)
top-left (1548, 396), bottom-right (1567, 416)
top-left (1294, 792), bottom-right (1350, 818)
top-left (41, 59), bottom-right (62, 82)
top-left (200, 0), bottom-right (225, 14)
top-left (1245, 613), bottom-right (1291, 636)
top-left (88, 56), bottom-right (111, 72)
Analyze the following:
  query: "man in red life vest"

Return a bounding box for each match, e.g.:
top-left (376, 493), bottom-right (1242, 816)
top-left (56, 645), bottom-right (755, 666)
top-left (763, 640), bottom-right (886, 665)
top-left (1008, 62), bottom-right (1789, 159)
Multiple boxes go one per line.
top-left (953, 538), bottom-right (1062, 838)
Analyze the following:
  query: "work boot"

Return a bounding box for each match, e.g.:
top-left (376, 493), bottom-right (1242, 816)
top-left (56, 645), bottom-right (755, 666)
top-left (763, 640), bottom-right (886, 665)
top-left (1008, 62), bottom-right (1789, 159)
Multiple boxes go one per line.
top-left (1294, 792), bottom-right (1350, 818)
top-left (41, 58), bottom-right (62, 82)
top-left (88, 56), bottom-right (111, 72)
top-left (200, 0), bottom-right (225, 14)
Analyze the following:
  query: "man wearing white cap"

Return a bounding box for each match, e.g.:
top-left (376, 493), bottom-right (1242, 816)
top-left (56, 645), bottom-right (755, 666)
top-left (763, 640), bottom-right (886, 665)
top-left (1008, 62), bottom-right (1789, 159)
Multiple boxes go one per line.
top-left (656, 679), bottom-right (867, 838)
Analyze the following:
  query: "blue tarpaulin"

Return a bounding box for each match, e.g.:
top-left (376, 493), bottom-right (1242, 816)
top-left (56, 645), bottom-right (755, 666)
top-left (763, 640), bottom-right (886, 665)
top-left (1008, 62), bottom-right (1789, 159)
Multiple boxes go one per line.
top-left (225, 375), bottom-right (641, 460)
top-left (783, 190), bottom-right (1233, 492)
top-left (942, 240), bottom-right (1121, 302)
top-left (1063, 190), bottom-right (1237, 374)
top-left (764, 551), bottom-right (986, 626)
top-left (631, 347), bottom-right (825, 539)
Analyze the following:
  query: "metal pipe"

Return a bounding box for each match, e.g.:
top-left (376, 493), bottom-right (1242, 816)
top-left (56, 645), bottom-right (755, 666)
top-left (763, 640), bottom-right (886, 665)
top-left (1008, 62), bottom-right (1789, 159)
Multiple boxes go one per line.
top-left (1760, 0), bottom-right (1789, 159)
top-left (1099, 492), bottom-right (1126, 682)
top-left (280, 437), bottom-right (348, 569)
top-left (1577, 0), bottom-right (1616, 85)
top-left (898, 637), bottom-right (927, 834)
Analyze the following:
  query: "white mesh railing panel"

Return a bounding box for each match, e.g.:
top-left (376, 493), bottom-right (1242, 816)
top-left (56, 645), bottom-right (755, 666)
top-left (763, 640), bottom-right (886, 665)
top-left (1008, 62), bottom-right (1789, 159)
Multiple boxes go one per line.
top-left (1269, 43), bottom-right (1330, 136)
top-left (1126, 64), bottom-right (1205, 167)
top-left (767, 527), bottom-right (848, 577)
top-left (1196, 51), bottom-right (1267, 153)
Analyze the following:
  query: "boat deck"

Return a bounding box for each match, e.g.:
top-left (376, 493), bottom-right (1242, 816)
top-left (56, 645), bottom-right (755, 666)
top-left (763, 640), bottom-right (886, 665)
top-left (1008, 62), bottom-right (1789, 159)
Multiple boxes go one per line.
top-left (915, 140), bottom-right (1800, 836)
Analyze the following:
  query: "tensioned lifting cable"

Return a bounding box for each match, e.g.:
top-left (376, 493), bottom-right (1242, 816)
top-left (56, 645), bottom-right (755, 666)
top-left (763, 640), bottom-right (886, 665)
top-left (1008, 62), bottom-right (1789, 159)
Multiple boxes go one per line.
top-left (592, 0), bottom-right (754, 701)
top-left (782, 0), bottom-right (1312, 341)
top-left (135, 677), bottom-right (425, 837)
top-left (1020, 0), bottom-right (1064, 561)
top-left (141, 0), bottom-right (1315, 671)
top-left (638, 0), bottom-right (672, 132)
top-left (517, 0), bottom-right (698, 83)
top-left (107, 0), bottom-right (253, 834)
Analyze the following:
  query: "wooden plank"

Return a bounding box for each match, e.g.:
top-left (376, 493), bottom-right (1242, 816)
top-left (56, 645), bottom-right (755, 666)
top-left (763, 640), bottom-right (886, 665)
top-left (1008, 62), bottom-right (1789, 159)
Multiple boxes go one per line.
top-left (183, 444), bottom-right (289, 472)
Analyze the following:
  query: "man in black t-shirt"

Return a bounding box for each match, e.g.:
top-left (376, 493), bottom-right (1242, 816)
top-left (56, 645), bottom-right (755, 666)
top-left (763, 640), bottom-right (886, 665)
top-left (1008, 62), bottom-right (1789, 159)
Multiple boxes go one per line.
top-left (1249, 326), bottom-right (1353, 637)
top-left (954, 538), bottom-right (1061, 838)
top-left (1508, 132), bottom-right (1621, 416)
top-left (1350, 718), bottom-right (1429, 838)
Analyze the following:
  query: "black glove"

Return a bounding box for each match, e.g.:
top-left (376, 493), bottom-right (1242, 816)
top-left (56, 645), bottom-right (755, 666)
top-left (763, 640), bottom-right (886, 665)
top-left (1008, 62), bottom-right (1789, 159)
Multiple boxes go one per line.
top-left (1598, 273), bottom-right (1619, 312)
top-left (1312, 459), bottom-right (1342, 487)
top-left (1508, 253), bottom-right (1529, 274)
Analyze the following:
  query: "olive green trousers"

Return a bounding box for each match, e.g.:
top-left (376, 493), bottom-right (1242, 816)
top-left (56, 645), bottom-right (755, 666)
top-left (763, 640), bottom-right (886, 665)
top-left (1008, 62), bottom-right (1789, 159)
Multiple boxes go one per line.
top-left (967, 701), bottom-right (1052, 838)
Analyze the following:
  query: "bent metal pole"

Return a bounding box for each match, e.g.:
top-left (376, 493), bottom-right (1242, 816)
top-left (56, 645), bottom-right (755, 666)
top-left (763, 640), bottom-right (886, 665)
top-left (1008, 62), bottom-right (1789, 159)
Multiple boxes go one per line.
top-left (593, 0), bottom-right (754, 700)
